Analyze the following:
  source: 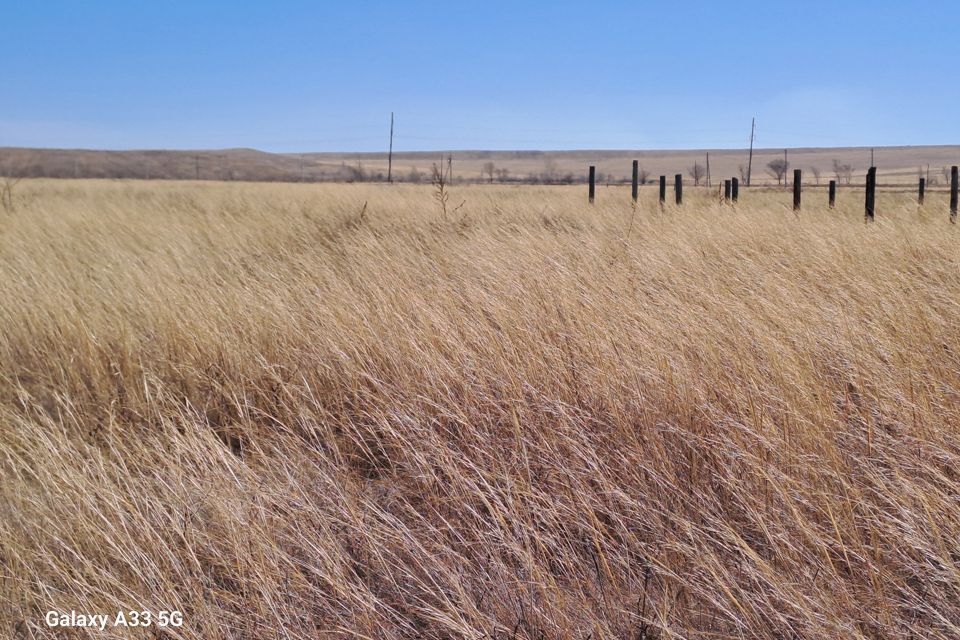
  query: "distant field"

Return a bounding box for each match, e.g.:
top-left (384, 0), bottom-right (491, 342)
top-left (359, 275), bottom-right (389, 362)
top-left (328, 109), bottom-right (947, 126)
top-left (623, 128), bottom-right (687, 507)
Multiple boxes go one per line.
top-left (2, 144), bottom-right (959, 185)
top-left (3, 180), bottom-right (960, 638)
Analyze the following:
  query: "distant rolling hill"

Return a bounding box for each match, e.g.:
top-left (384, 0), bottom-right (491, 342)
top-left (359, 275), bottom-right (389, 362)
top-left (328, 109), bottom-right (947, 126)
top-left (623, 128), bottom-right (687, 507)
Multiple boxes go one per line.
top-left (1, 145), bottom-right (958, 185)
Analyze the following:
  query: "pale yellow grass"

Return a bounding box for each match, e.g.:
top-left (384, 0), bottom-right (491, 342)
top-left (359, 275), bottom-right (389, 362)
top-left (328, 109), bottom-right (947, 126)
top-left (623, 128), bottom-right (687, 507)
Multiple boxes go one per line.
top-left (1, 180), bottom-right (959, 639)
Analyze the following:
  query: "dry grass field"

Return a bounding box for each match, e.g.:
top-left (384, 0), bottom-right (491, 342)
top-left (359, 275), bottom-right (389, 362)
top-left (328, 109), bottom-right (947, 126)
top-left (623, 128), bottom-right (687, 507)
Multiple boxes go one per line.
top-left (2, 180), bottom-right (960, 638)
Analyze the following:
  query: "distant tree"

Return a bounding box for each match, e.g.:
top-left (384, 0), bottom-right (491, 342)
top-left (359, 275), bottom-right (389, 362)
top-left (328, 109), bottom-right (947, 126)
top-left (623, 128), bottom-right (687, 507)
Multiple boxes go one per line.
top-left (407, 166), bottom-right (423, 183)
top-left (495, 168), bottom-right (509, 182)
top-left (687, 162), bottom-right (705, 186)
top-left (767, 158), bottom-right (789, 185)
top-left (638, 168), bottom-right (651, 185)
top-left (810, 166), bottom-right (821, 185)
top-left (482, 161), bottom-right (496, 183)
top-left (832, 159), bottom-right (853, 184)
top-left (943, 166), bottom-right (952, 183)
top-left (347, 162), bottom-right (366, 182)
top-left (738, 164), bottom-right (748, 182)
top-left (542, 159), bottom-right (559, 183)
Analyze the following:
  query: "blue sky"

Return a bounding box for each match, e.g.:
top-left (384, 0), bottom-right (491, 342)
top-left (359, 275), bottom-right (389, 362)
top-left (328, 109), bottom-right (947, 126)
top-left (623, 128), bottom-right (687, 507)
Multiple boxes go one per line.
top-left (2, 1), bottom-right (958, 152)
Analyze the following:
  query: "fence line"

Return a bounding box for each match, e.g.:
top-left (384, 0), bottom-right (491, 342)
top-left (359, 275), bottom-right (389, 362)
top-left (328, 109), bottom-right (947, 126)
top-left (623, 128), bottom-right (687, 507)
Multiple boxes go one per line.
top-left (585, 162), bottom-right (959, 221)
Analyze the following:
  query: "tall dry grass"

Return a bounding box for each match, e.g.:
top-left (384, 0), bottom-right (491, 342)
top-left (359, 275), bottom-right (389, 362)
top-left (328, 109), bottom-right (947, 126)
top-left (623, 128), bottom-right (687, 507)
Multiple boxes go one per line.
top-left (2, 179), bottom-right (960, 639)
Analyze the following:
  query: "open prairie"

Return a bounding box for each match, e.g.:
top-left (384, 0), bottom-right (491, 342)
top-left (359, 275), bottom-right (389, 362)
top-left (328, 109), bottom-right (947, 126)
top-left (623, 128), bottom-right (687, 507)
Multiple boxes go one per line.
top-left (3, 180), bottom-right (960, 638)
top-left (3, 145), bottom-right (959, 185)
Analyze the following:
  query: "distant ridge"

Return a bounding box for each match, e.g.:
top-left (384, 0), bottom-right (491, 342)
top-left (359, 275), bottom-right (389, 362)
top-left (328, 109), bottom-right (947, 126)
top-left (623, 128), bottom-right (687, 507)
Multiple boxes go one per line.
top-left (2, 144), bottom-right (958, 185)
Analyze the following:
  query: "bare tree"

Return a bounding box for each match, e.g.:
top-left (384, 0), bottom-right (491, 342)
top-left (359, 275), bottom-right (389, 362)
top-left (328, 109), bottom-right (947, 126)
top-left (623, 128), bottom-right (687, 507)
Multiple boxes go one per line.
top-left (687, 162), bottom-right (705, 186)
top-left (638, 168), bottom-right (651, 185)
top-left (482, 162), bottom-right (496, 184)
top-left (407, 166), bottom-right (423, 183)
top-left (738, 164), bottom-right (748, 183)
top-left (832, 159), bottom-right (853, 185)
top-left (943, 166), bottom-right (952, 183)
top-left (767, 158), bottom-right (789, 185)
top-left (343, 162), bottom-right (366, 182)
top-left (810, 166), bottom-right (821, 185)
top-left (495, 168), bottom-right (509, 182)
top-left (542, 159), bottom-right (559, 183)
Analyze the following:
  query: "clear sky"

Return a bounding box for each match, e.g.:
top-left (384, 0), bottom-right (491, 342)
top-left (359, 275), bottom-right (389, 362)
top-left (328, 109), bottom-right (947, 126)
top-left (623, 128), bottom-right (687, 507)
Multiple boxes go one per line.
top-left (3, 1), bottom-right (958, 152)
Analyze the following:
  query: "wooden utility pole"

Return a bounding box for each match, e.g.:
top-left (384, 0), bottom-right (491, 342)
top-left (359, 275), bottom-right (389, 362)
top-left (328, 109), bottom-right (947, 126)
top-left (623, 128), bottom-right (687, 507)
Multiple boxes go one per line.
top-left (746, 117), bottom-right (755, 187)
top-left (784, 149), bottom-right (789, 186)
top-left (387, 112), bottom-right (394, 183)
top-left (705, 152), bottom-right (711, 188)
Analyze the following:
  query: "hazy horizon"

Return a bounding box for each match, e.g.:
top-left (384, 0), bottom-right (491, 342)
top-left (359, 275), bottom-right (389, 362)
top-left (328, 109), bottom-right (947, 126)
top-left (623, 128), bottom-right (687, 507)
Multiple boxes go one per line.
top-left (4, 143), bottom-right (960, 156)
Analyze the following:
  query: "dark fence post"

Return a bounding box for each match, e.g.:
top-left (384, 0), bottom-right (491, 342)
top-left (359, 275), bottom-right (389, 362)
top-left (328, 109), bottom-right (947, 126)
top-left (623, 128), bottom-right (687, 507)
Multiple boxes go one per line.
top-left (918, 177), bottom-right (925, 205)
top-left (588, 166), bottom-right (595, 204)
top-left (951, 166), bottom-right (958, 222)
top-left (731, 177), bottom-right (739, 202)
top-left (674, 174), bottom-right (683, 205)
top-left (723, 179), bottom-right (731, 202)
top-left (829, 180), bottom-right (836, 208)
top-left (631, 160), bottom-right (639, 202)
top-left (659, 175), bottom-right (666, 205)
top-left (865, 167), bottom-right (876, 221)
top-left (793, 169), bottom-right (802, 211)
